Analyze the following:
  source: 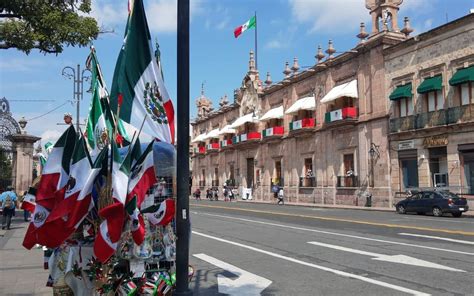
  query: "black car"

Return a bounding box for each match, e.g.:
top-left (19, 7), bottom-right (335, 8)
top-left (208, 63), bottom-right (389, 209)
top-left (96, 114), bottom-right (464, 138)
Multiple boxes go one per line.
top-left (395, 190), bottom-right (469, 217)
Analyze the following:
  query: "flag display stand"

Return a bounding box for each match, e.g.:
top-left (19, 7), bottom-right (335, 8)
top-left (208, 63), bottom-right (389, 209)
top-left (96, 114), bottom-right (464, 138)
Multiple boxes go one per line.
top-left (22, 0), bottom-right (186, 293)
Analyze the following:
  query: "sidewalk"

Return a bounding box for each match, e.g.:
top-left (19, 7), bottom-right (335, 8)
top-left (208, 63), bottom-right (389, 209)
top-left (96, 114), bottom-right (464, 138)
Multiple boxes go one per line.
top-left (0, 214), bottom-right (50, 296)
top-left (238, 199), bottom-right (474, 217)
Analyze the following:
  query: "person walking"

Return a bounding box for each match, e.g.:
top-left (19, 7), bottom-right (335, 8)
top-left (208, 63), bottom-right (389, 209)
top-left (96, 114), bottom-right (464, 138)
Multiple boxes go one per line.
top-left (277, 186), bottom-right (284, 205)
top-left (1, 186), bottom-right (17, 230)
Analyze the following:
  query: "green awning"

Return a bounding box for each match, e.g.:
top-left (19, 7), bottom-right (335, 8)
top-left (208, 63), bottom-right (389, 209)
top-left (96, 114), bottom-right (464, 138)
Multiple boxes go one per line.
top-left (449, 66), bottom-right (474, 86)
top-left (389, 83), bottom-right (412, 100)
top-left (417, 75), bottom-right (442, 94)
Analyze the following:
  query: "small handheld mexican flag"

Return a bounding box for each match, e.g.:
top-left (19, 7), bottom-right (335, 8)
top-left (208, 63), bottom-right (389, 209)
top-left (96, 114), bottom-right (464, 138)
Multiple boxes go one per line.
top-left (234, 15), bottom-right (256, 38)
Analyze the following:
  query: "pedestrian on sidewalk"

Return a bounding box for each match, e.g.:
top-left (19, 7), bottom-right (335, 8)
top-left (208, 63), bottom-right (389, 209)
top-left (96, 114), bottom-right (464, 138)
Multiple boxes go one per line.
top-left (20, 191), bottom-right (30, 222)
top-left (1, 186), bottom-right (17, 230)
top-left (277, 186), bottom-right (284, 205)
top-left (194, 188), bottom-right (201, 200)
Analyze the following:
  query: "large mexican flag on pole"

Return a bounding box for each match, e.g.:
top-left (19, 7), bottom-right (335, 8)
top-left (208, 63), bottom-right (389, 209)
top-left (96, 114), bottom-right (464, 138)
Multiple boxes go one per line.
top-left (110, 0), bottom-right (175, 144)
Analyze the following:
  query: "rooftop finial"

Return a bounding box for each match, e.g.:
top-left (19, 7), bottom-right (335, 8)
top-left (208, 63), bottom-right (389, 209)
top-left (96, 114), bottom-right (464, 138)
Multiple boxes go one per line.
top-left (283, 61), bottom-right (291, 78)
top-left (201, 81), bottom-right (205, 96)
top-left (265, 72), bottom-right (272, 86)
top-left (291, 57), bottom-right (300, 74)
top-left (401, 16), bottom-right (414, 37)
top-left (326, 40), bottom-right (336, 59)
top-left (315, 45), bottom-right (325, 63)
top-left (249, 50), bottom-right (257, 74)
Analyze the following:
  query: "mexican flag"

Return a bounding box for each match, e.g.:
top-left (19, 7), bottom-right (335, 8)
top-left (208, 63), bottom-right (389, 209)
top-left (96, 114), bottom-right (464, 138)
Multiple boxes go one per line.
top-left (143, 199), bottom-right (175, 226)
top-left (94, 142), bottom-right (131, 262)
top-left (86, 50), bottom-right (129, 157)
top-left (127, 140), bottom-right (156, 207)
top-left (110, 0), bottom-right (174, 144)
top-left (21, 187), bottom-right (36, 213)
top-left (125, 195), bottom-right (145, 246)
top-left (234, 16), bottom-right (256, 38)
top-left (23, 125), bottom-right (76, 249)
top-left (130, 137), bottom-right (142, 167)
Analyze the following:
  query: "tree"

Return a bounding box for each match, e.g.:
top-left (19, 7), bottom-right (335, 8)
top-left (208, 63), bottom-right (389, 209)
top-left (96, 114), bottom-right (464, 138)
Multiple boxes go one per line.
top-left (0, 0), bottom-right (99, 54)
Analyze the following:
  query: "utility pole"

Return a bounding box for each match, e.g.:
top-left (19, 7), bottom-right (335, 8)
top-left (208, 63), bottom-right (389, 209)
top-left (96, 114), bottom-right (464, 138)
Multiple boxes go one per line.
top-left (62, 64), bottom-right (90, 130)
top-left (174, 0), bottom-right (192, 295)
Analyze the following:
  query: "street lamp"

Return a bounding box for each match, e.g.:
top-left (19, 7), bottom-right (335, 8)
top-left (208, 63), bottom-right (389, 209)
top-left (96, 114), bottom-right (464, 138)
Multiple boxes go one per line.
top-left (368, 143), bottom-right (380, 187)
top-left (61, 65), bottom-right (91, 131)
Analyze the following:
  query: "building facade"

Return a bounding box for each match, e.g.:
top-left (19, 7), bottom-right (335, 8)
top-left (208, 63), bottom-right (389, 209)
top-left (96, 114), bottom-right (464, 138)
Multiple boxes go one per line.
top-left (191, 1), bottom-right (474, 208)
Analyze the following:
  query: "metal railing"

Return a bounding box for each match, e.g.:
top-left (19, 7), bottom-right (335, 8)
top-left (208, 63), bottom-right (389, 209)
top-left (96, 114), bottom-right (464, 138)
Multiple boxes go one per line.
top-left (390, 105), bottom-right (474, 133)
top-left (336, 176), bottom-right (359, 188)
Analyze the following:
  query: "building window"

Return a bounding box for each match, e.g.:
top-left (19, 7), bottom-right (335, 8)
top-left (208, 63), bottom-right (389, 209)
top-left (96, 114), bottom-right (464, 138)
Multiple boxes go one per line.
top-left (429, 147), bottom-right (448, 187)
top-left (398, 97), bottom-right (413, 117)
top-left (273, 160), bottom-right (283, 186)
top-left (337, 154), bottom-right (357, 187)
top-left (300, 158), bottom-right (315, 187)
top-left (427, 90), bottom-right (443, 112)
top-left (459, 82), bottom-right (473, 105)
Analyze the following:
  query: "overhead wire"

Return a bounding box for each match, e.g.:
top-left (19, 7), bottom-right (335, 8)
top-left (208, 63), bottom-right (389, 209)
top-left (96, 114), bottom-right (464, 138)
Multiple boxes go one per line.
top-left (26, 101), bottom-right (71, 122)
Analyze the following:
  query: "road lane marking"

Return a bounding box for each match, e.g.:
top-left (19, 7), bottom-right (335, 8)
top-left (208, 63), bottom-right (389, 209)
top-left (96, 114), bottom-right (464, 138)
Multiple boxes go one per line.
top-left (398, 233), bottom-right (474, 245)
top-left (192, 230), bottom-right (431, 296)
top-left (307, 241), bottom-right (465, 272)
top-left (192, 204), bottom-right (474, 236)
top-left (399, 216), bottom-right (473, 224)
top-left (193, 253), bottom-right (272, 296)
top-left (192, 212), bottom-right (474, 256)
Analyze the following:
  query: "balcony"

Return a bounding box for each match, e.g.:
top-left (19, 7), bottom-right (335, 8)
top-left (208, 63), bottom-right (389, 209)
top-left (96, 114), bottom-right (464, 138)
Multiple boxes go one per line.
top-left (389, 115), bottom-right (416, 133)
top-left (220, 138), bottom-right (233, 149)
top-left (262, 126), bottom-right (284, 139)
top-left (194, 146), bottom-right (206, 156)
top-left (324, 107), bottom-right (358, 126)
top-left (299, 176), bottom-right (316, 188)
top-left (336, 176), bottom-right (359, 188)
top-left (447, 104), bottom-right (474, 124)
top-left (415, 110), bottom-right (447, 129)
top-left (234, 132), bottom-right (261, 146)
top-left (289, 118), bottom-right (315, 137)
top-left (206, 142), bottom-right (219, 153)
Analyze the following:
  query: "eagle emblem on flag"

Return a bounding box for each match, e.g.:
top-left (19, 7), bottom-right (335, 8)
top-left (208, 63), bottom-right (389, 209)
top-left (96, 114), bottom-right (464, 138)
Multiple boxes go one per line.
top-left (143, 81), bottom-right (169, 124)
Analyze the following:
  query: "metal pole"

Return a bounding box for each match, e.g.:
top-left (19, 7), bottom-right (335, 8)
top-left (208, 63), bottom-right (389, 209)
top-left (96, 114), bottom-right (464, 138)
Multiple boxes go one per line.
top-left (254, 11), bottom-right (258, 70)
top-left (175, 0), bottom-right (192, 295)
top-left (75, 64), bottom-right (81, 130)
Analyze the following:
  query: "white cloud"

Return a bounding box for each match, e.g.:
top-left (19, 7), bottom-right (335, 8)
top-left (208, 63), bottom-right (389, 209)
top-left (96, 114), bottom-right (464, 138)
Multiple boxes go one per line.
top-left (0, 58), bottom-right (45, 72)
top-left (265, 40), bottom-right (286, 49)
top-left (424, 18), bottom-right (433, 29)
top-left (288, 0), bottom-right (369, 34)
top-left (90, 0), bottom-right (204, 34)
top-left (40, 129), bottom-right (63, 145)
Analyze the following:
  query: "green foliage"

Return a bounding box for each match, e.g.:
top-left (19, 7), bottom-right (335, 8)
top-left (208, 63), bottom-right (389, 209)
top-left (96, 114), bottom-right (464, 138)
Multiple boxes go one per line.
top-left (0, 0), bottom-right (99, 54)
top-left (0, 148), bottom-right (12, 180)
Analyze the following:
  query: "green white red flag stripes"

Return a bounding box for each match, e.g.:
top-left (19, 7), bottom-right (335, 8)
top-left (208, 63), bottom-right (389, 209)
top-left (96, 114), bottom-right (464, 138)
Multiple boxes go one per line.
top-left (35, 125), bottom-right (76, 210)
top-left (142, 199), bottom-right (175, 226)
top-left (127, 140), bottom-right (156, 207)
top-left (94, 207), bottom-right (121, 263)
top-left (234, 15), bottom-right (256, 38)
top-left (23, 125), bottom-right (76, 249)
top-left (125, 196), bottom-right (145, 246)
top-left (110, 0), bottom-right (175, 144)
top-left (20, 187), bottom-right (36, 213)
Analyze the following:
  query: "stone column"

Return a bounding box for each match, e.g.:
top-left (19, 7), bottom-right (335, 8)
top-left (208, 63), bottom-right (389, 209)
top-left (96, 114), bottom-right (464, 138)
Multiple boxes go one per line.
top-left (9, 134), bottom-right (41, 194)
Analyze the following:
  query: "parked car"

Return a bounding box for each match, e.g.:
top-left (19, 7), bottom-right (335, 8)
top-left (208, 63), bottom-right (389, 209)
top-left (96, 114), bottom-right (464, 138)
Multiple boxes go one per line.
top-left (396, 190), bottom-right (469, 217)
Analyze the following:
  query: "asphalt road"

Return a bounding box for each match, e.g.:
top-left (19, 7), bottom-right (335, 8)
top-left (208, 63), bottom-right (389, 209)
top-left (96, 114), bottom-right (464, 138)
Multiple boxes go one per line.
top-left (188, 200), bottom-right (474, 296)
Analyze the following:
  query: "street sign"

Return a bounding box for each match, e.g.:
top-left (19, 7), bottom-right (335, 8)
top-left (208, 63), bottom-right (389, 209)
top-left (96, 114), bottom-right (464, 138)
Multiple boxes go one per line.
top-left (307, 241), bottom-right (465, 272)
top-left (193, 253), bottom-right (272, 296)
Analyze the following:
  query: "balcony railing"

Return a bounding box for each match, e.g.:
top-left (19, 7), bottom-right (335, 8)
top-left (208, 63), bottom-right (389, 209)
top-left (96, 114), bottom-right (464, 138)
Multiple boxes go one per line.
top-left (324, 107), bottom-right (358, 123)
top-left (447, 104), bottom-right (474, 124)
top-left (225, 179), bottom-right (238, 187)
top-left (390, 105), bottom-right (474, 134)
top-left (336, 176), bottom-right (359, 188)
top-left (220, 139), bottom-right (233, 148)
top-left (299, 176), bottom-right (316, 187)
top-left (262, 126), bottom-right (284, 138)
top-left (415, 110), bottom-right (447, 129)
top-left (238, 132), bottom-right (261, 143)
top-left (289, 118), bottom-right (315, 131)
top-left (194, 146), bottom-right (206, 154)
top-left (206, 142), bottom-right (220, 151)
top-left (389, 115), bottom-right (415, 133)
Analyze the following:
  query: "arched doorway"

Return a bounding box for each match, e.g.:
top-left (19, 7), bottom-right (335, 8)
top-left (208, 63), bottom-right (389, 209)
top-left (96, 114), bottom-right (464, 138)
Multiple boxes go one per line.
top-left (0, 97), bottom-right (21, 191)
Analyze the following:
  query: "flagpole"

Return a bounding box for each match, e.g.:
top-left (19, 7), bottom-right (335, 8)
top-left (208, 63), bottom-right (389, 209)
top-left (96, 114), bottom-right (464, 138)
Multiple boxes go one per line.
top-left (175, 0), bottom-right (192, 295)
top-left (255, 11), bottom-right (258, 70)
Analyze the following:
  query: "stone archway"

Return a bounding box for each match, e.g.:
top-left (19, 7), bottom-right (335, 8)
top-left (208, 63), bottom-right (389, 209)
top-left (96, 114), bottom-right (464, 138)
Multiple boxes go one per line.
top-left (0, 97), bottom-right (20, 191)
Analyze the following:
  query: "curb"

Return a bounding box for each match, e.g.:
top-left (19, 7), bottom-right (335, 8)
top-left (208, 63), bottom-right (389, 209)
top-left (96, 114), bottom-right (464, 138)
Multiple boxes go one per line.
top-left (236, 199), bottom-right (474, 218)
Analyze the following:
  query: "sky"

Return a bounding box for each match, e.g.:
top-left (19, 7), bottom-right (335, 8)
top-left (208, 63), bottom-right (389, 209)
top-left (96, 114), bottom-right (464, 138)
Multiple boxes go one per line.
top-left (1, 0), bottom-right (473, 146)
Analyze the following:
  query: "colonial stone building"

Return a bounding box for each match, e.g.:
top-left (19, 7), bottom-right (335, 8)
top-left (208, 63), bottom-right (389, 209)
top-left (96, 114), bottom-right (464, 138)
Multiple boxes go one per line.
top-left (191, 0), bottom-right (474, 208)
